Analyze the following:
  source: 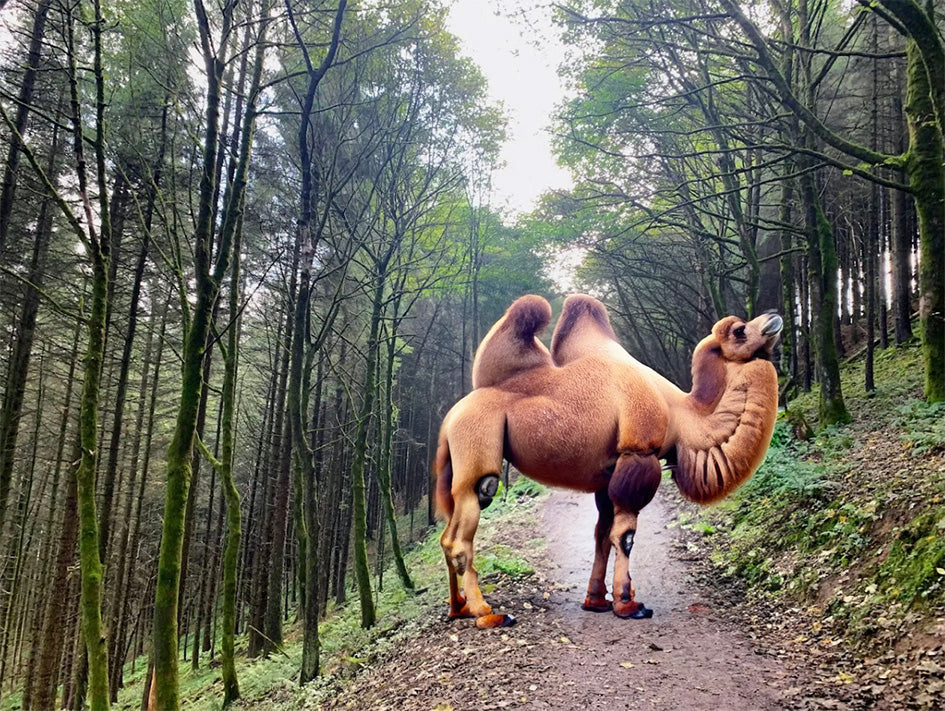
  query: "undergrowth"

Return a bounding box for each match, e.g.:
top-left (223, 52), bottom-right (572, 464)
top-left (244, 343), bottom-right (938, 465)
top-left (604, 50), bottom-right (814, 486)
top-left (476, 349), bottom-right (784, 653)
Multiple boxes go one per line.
top-left (0, 477), bottom-right (545, 711)
top-left (690, 342), bottom-right (945, 649)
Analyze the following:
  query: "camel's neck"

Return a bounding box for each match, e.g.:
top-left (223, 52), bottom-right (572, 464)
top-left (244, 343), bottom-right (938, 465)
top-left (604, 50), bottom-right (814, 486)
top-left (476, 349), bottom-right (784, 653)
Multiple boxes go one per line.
top-left (687, 337), bottom-right (726, 411)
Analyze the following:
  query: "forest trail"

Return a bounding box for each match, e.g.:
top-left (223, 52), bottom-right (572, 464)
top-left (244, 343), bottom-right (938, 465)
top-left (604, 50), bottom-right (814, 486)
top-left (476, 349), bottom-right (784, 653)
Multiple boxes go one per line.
top-left (315, 488), bottom-right (818, 711)
top-left (537, 490), bottom-right (791, 710)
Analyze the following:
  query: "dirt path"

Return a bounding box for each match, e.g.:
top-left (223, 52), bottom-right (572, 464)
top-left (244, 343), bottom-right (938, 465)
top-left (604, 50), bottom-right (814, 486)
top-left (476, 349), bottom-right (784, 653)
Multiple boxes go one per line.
top-left (316, 488), bottom-right (809, 710)
top-left (539, 489), bottom-right (792, 710)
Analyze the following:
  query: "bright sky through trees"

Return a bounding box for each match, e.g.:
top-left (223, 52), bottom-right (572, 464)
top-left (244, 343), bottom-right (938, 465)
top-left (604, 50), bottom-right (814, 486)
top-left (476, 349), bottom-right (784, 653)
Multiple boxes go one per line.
top-left (445, 0), bottom-right (572, 216)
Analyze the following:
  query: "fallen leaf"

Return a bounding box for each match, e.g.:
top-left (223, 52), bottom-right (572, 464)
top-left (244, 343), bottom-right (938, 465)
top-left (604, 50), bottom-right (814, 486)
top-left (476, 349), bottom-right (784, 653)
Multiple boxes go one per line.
top-left (619, 661), bottom-right (634, 669)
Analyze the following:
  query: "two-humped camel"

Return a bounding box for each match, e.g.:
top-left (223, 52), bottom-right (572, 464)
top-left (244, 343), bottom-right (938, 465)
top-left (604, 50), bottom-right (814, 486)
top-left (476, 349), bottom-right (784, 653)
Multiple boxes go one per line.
top-left (435, 294), bottom-right (782, 628)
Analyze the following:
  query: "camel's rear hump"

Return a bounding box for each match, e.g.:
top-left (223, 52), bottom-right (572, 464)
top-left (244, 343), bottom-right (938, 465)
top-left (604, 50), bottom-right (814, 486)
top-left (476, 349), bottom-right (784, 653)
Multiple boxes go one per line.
top-left (551, 294), bottom-right (621, 365)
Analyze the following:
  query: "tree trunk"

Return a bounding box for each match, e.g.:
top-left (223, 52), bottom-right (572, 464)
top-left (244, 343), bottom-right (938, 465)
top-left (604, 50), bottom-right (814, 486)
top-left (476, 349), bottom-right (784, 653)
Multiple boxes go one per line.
top-left (378, 315), bottom-right (413, 590)
top-left (0, 114), bottom-right (60, 539)
top-left (0, 0), bottom-right (53, 252)
top-left (903, 31), bottom-right (945, 402)
top-left (151, 3), bottom-right (236, 705)
top-left (24, 314), bottom-right (81, 710)
top-left (803, 170), bottom-right (851, 426)
top-left (349, 278), bottom-right (385, 629)
top-left (110, 300), bottom-right (167, 698)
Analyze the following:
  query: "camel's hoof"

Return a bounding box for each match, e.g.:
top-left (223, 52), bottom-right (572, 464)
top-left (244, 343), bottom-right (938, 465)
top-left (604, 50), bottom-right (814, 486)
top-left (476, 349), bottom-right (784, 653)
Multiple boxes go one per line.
top-left (448, 604), bottom-right (474, 620)
top-left (581, 597), bottom-right (613, 613)
top-left (475, 613), bottom-right (516, 629)
top-left (613, 601), bottom-right (653, 619)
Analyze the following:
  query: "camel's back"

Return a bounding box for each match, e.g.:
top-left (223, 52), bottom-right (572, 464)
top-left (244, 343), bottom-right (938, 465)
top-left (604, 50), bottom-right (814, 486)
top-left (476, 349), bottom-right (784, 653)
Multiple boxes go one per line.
top-left (498, 355), bottom-right (668, 490)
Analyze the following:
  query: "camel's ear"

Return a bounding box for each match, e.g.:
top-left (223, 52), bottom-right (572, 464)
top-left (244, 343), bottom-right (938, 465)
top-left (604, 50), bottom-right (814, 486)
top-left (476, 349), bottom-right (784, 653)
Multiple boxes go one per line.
top-left (472, 295), bottom-right (553, 389)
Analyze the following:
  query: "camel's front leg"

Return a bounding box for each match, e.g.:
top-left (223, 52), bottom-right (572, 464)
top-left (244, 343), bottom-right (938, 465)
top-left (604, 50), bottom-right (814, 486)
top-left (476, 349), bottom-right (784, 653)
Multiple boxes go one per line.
top-left (441, 487), bottom-right (514, 629)
top-left (582, 488), bottom-right (614, 612)
top-left (608, 452), bottom-right (661, 619)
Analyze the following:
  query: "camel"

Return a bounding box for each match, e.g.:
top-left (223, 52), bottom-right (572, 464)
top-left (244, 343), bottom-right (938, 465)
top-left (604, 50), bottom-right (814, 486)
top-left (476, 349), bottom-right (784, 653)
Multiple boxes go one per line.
top-left (435, 294), bottom-right (782, 629)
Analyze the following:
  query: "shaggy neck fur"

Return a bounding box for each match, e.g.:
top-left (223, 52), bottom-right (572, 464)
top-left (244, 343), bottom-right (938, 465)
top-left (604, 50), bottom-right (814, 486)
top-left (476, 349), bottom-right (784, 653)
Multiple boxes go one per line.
top-left (671, 315), bottom-right (780, 504)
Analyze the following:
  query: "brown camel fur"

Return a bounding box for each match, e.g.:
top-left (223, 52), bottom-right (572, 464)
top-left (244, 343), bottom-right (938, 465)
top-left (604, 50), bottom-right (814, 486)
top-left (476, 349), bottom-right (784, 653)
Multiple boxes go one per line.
top-left (435, 294), bottom-right (782, 628)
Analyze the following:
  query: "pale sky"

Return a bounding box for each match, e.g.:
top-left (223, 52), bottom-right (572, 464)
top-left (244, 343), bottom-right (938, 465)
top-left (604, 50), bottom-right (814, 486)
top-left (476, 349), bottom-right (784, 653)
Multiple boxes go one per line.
top-left (445, 0), bottom-right (572, 217)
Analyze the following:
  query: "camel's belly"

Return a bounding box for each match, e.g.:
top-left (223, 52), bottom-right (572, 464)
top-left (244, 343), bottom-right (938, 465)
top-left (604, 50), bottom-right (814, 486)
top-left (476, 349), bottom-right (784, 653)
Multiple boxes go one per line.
top-left (504, 401), bottom-right (616, 492)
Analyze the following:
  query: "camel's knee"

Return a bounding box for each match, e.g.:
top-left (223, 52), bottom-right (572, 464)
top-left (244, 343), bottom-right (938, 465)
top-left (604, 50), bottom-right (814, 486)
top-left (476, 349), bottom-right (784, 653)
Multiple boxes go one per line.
top-left (476, 474), bottom-right (500, 510)
top-left (610, 523), bottom-right (637, 557)
top-left (451, 550), bottom-right (468, 575)
top-left (609, 510), bottom-right (639, 558)
top-left (619, 529), bottom-right (635, 557)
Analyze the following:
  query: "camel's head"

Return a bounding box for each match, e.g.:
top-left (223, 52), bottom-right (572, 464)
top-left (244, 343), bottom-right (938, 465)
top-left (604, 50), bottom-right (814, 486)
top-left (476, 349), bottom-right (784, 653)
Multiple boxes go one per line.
top-left (712, 312), bottom-right (783, 363)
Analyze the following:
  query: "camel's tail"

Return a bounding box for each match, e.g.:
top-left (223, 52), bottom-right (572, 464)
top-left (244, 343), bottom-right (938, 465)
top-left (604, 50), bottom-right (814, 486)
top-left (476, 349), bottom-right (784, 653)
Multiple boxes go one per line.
top-left (433, 437), bottom-right (454, 520)
top-left (671, 359), bottom-right (779, 504)
top-left (471, 295), bottom-right (553, 389)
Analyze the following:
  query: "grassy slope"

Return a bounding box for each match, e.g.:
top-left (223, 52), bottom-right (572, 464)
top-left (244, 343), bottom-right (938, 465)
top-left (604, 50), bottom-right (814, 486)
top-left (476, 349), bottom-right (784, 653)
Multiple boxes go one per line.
top-left (690, 341), bottom-right (945, 651)
top-left (86, 479), bottom-right (542, 711)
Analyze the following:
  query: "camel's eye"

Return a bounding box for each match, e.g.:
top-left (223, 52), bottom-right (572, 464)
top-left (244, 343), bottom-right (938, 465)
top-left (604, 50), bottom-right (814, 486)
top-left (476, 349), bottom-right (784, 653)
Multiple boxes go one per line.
top-left (733, 325), bottom-right (746, 339)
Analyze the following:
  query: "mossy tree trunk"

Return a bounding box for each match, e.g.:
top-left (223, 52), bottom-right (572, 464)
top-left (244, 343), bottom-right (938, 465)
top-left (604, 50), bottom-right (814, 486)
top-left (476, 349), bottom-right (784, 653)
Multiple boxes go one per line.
top-left (902, 28), bottom-right (945, 402)
top-left (286, 0), bottom-right (347, 680)
top-left (66, 0), bottom-right (114, 705)
top-left (350, 275), bottom-right (386, 629)
top-left (216, 11), bottom-right (268, 700)
top-left (378, 290), bottom-right (414, 591)
top-left (803, 174), bottom-right (851, 427)
top-left (151, 2), bottom-right (239, 708)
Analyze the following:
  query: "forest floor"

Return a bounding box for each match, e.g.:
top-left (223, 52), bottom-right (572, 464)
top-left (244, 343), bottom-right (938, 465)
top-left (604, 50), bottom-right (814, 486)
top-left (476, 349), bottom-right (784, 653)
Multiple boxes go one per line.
top-left (255, 485), bottom-right (931, 711)
top-left (209, 345), bottom-right (943, 711)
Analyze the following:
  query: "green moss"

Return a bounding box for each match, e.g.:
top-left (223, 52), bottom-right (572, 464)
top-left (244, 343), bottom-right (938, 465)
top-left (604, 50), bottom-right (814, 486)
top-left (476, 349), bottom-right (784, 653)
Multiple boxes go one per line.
top-left (478, 543), bottom-right (535, 578)
top-left (877, 512), bottom-right (945, 605)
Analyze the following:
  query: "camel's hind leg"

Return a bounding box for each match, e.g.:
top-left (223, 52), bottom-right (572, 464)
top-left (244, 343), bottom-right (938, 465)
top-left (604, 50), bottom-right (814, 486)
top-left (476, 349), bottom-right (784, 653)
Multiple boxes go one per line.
top-left (608, 452), bottom-right (661, 619)
top-left (440, 486), bottom-right (514, 629)
top-left (582, 488), bottom-right (614, 612)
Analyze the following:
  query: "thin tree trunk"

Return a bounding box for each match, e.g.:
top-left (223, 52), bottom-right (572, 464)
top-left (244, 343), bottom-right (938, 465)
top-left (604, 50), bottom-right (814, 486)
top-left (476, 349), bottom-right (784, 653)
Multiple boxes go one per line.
top-left (110, 299), bottom-right (166, 697)
top-left (378, 315), bottom-right (413, 590)
top-left (350, 277), bottom-right (387, 629)
top-left (0, 0), bottom-right (53, 252)
top-left (24, 312), bottom-right (81, 709)
top-left (0, 103), bottom-right (60, 540)
top-left (802, 169), bottom-right (850, 426)
top-left (152, 1), bottom-right (235, 704)
top-left (68, 0), bottom-right (114, 701)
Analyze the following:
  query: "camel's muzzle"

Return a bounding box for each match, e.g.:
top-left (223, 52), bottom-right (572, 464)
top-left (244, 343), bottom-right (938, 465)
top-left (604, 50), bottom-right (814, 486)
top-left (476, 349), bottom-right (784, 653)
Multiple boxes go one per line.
top-left (761, 314), bottom-right (783, 337)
